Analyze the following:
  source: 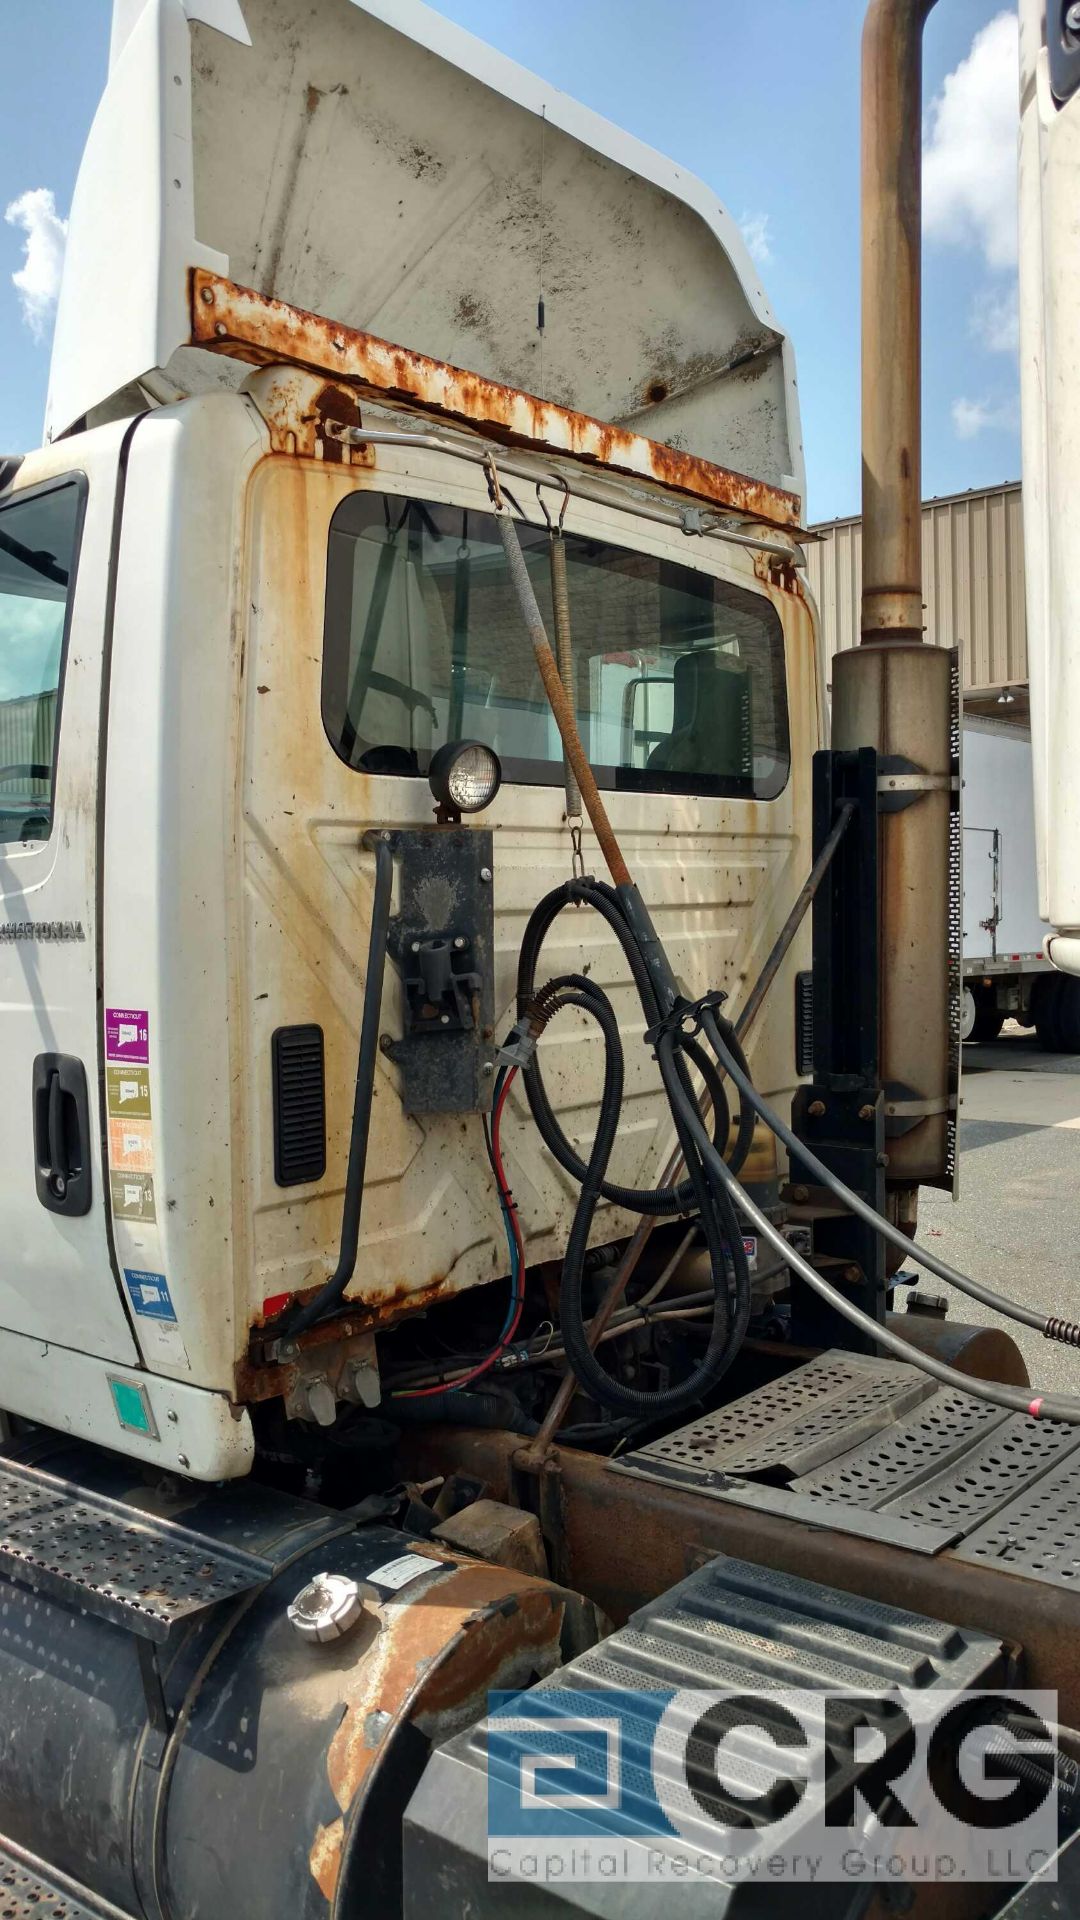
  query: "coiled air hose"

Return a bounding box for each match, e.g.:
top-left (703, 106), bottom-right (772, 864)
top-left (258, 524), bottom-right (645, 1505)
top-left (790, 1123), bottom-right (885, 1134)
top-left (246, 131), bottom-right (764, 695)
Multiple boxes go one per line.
top-left (514, 918), bottom-right (752, 1416)
top-left (516, 876), bottom-right (755, 1210)
top-left (487, 493), bottom-right (759, 1415)
top-left (491, 485), bottom-right (1080, 1427)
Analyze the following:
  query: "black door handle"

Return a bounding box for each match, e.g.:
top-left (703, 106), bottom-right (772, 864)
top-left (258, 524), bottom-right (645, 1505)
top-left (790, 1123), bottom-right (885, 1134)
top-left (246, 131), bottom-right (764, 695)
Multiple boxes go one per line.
top-left (33, 1054), bottom-right (92, 1216)
top-left (47, 1068), bottom-right (66, 1189)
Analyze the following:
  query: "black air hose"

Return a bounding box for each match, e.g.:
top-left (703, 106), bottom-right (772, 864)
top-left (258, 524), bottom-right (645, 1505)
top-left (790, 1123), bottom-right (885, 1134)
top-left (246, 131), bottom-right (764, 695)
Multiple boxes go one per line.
top-left (491, 502), bottom-right (1080, 1429)
top-left (491, 505), bottom-right (756, 1415)
top-left (516, 885), bottom-right (753, 1416)
top-left (517, 879), bottom-right (752, 1211)
top-left (542, 973), bottom-right (747, 1417)
top-left (576, 876), bottom-right (757, 1179)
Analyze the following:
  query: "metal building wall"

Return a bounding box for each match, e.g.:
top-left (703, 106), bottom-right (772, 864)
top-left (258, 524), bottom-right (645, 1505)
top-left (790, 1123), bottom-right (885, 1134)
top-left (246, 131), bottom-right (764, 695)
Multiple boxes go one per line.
top-left (0, 689), bottom-right (56, 802)
top-left (805, 480), bottom-right (1026, 700)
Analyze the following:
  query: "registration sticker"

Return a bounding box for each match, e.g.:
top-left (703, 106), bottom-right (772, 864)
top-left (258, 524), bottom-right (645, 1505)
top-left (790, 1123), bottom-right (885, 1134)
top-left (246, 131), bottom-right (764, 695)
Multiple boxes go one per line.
top-left (107, 1063), bottom-right (151, 1119)
top-left (110, 1172), bottom-right (156, 1221)
top-left (124, 1269), bottom-right (177, 1323)
top-left (105, 1008), bottom-right (149, 1064)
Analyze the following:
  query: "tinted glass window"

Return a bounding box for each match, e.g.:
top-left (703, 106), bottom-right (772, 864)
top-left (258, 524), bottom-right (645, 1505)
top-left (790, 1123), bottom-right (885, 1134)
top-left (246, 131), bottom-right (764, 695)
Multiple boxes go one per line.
top-left (322, 493), bottom-right (789, 799)
top-left (0, 482), bottom-right (82, 843)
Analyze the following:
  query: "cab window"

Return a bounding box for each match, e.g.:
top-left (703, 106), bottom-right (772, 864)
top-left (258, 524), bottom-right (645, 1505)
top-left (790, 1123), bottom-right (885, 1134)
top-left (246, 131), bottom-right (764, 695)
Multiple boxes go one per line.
top-left (322, 492), bottom-right (789, 800)
top-left (0, 480), bottom-right (83, 843)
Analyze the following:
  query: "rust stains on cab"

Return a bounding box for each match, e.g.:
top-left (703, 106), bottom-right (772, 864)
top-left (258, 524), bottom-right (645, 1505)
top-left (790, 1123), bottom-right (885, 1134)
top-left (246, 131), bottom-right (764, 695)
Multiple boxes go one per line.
top-left (240, 365), bottom-right (377, 465)
top-left (191, 269), bottom-right (804, 533)
top-left (237, 1269), bottom-right (460, 1402)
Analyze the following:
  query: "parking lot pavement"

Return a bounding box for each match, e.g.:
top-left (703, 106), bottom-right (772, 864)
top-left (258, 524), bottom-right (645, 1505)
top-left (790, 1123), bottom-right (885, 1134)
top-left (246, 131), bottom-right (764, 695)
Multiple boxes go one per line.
top-left (915, 1024), bottom-right (1080, 1394)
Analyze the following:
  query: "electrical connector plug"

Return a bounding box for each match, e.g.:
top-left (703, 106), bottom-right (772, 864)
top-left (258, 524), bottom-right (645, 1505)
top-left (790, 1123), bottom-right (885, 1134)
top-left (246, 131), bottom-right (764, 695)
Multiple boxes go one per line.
top-left (496, 1016), bottom-right (542, 1072)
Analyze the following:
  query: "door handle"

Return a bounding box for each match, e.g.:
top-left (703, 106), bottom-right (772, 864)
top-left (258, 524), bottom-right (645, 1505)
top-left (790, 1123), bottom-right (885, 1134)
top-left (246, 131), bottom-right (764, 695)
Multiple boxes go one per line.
top-left (33, 1054), bottom-right (92, 1216)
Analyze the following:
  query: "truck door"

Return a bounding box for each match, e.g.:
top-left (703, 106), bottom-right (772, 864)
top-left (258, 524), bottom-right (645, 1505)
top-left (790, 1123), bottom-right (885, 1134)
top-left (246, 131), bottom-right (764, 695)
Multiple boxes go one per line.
top-left (0, 455), bottom-right (138, 1362)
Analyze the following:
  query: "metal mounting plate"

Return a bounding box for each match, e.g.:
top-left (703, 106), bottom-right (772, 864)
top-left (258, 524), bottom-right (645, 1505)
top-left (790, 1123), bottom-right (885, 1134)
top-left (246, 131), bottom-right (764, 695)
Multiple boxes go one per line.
top-left (383, 827), bottom-right (495, 1112)
top-left (0, 1459), bottom-right (273, 1644)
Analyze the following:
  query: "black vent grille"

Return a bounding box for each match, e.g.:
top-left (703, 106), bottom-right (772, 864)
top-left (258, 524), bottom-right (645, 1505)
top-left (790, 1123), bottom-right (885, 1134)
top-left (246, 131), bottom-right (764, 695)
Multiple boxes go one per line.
top-left (795, 971), bottom-right (814, 1077)
top-left (272, 1025), bottom-right (326, 1187)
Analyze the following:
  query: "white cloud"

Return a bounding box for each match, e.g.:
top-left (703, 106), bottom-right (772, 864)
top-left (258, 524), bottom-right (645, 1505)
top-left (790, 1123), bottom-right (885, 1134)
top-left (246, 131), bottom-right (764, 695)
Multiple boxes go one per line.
top-left (924, 10), bottom-right (1019, 270)
top-left (739, 211), bottom-right (772, 268)
top-left (4, 188), bottom-right (67, 341)
top-left (951, 394), bottom-right (1017, 439)
top-left (971, 284), bottom-right (1019, 354)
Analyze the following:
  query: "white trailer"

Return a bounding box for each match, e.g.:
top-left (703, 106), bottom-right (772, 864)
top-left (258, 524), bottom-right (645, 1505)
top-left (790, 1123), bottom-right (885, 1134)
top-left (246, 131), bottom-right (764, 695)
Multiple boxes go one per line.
top-left (961, 718), bottom-right (1080, 1047)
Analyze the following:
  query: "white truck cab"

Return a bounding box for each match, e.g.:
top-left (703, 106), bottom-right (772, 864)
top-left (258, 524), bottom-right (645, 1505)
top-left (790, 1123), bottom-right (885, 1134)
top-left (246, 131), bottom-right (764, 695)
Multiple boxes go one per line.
top-left (8, 10), bottom-right (1080, 1919)
top-left (0, 0), bottom-right (817, 1480)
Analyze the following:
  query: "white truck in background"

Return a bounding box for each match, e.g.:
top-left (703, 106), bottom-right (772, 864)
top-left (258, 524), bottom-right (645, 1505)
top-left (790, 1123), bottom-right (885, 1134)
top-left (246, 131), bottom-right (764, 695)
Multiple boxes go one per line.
top-left (960, 718), bottom-right (1076, 1047)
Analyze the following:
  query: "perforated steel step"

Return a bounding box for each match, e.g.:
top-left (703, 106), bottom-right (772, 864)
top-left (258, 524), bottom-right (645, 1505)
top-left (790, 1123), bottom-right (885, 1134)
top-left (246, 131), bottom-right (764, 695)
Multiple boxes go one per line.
top-left (0, 1839), bottom-right (127, 1919)
top-left (613, 1359), bottom-right (1080, 1564)
top-left (955, 1448), bottom-right (1080, 1592)
top-left (795, 1387), bottom-right (1007, 1508)
top-left (617, 1351), bottom-right (934, 1484)
top-left (887, 1411), bottom-right (1080, 1534)
top-left (0, 1459), bottom-right (273, 1643)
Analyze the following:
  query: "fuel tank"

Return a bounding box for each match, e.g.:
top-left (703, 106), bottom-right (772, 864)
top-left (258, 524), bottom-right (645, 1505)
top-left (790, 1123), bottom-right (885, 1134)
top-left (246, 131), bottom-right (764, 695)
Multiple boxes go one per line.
top-left (0, 1433), bottom-right (600, 1918)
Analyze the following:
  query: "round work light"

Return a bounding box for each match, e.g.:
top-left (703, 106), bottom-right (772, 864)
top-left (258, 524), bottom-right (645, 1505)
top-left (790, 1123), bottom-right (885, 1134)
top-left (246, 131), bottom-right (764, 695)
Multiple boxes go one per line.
top-left (428, 741), bottom-right (502, 816)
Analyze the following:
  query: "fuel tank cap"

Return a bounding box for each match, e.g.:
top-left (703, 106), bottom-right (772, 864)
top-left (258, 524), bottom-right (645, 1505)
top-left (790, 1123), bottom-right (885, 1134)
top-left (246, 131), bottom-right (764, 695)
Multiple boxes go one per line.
top-left (287, 1571), bottom-right (365, 1643)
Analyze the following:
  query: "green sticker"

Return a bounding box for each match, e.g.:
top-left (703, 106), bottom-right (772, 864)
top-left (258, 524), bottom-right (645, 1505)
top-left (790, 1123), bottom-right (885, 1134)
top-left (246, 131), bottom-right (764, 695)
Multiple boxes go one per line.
top-left (110, 1171), bottom-right (156, 1221)
top-left (106, 1063), bottom-right (151, 1119)
top-left (108, 1375), bottom-right (158, 1439)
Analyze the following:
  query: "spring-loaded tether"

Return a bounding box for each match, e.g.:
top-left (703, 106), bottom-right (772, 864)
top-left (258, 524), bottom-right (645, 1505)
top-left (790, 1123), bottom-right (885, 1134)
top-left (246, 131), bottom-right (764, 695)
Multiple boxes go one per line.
top-left (1044, 1316), bottom-right (1080, 1348)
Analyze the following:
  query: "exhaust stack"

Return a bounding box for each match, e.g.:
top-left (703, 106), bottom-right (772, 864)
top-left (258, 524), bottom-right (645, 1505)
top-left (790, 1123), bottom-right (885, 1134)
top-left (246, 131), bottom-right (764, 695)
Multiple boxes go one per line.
top-left (832, 0), bottom-right (957, 1192)
top-left (859, 0), bottom-right (937, 643)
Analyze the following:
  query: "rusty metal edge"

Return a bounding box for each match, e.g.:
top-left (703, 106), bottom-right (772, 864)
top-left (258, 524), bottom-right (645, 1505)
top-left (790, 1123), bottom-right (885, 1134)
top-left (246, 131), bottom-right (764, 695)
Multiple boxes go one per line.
top-left (189, 269), bottom-right (804, 533)
top-left (395, 1424), bottom-right (1080, 1724)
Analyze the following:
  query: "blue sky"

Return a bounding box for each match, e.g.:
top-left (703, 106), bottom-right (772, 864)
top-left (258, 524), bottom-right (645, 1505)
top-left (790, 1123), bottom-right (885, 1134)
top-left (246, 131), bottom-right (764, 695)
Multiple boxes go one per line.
top-left (0, 0), bottom-right (1021, 523)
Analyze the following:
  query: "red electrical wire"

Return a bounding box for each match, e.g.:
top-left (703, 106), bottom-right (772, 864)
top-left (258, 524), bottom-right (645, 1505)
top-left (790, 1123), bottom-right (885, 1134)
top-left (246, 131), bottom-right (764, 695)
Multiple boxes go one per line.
top-left (394, 1068), bottom-right (524, 1397)
top-left (492, 1066), bottom-right (526, 1285)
